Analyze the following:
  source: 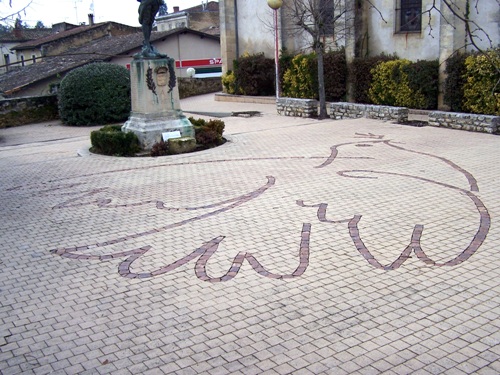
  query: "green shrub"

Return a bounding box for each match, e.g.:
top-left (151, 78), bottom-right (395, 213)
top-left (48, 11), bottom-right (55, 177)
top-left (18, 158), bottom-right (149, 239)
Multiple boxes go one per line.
top-left (324, 49), bottom-right (347, 102)
top-left (279, 48), bottom-right (295, 94)
top-left (221, 70), bottom-right (239, 95)
top-left (404, 59), bottom-right (439, 110)
top-left (444, 52), bottom-right (469, 112)
top-left (349, 54), bottom-right (397, 104)
top-left (282, 53), bottom-right (318, 99)
top-left (369, 59), bottom-right (430, 109)
top-left (188, 117), bottom-right (225, 147)
top-left (462, 49), bottom-right (500, 115)
top-left (234, 53), bottom-right (275, 96)
top-left (90, 125), bottom-right (140, 156)
top-left (150, 140), bottom-right (169, 157)
top-left (59, 62), bottom-right (131, 126)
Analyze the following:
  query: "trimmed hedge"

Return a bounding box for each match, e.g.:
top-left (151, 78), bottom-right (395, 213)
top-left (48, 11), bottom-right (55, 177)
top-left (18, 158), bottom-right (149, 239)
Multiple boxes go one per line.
top-left (282, 53), bottom-right (318, 99)
top-left (90, 125), bottom-right (140, 156)
top-left (444, 52), bottom-right (469, 112)
top-left (463, 49), bottom-right (500, 115)
top-left (349, 54), bottom-right (397, 104)
top-left (404, 59), bottom-right (439, 110)
top-left (369, 59), bottom-right (439, 110)
top-left (235, 53), bottom-right (275, 96)
top-left (188, 117), bottom-right (225, 147)
top-left (59, 62), bottom-right (131, 126)
top-left (324, 49), bottom-right (347, 102)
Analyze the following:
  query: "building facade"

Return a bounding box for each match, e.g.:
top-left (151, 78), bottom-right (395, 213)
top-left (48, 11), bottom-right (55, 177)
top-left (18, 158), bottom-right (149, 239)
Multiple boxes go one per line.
top-left (220, 0), bottom-right (499, 108)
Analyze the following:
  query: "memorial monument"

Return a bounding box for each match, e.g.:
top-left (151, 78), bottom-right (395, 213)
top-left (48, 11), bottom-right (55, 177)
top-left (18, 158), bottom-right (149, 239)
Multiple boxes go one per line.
top-left (122, 0), bottom-right (194, 150)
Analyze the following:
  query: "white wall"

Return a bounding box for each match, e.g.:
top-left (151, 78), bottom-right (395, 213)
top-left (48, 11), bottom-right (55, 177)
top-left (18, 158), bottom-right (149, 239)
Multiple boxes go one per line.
top-left (110, 32), bottom-right (221, 78)
top-left (236, 0), bottom-right (275, 57)
top-left (366, 0), bottom-right (440, 61)
top-left (467, 1), bottom-right (500, 52)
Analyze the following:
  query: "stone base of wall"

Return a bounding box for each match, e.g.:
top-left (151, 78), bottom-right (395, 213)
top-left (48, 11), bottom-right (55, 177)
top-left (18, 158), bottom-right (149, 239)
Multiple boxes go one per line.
top-left (330, 102), bottom-right (408, 123)
top-left (178, 77), bottom-right (222, 99)
top-left (428, 111), bottom-right (499, 134)
top-left (277, 98), bottom-right (318, 118)
top-left (215, 93), bottom-right (275, 104)
top-left (0, 95), bottom-right (59, 128)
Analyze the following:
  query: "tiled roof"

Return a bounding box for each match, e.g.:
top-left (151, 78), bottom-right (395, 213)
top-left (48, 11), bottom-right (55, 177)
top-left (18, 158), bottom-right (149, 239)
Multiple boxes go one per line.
top-left (183, 1), bottom-right (219, 13)
top-left (0, 28), bottom-right (53, 43)
top-left (13, 22), bottom-right (140, 50)
top-left (0, 28), bottom-right (219, 95)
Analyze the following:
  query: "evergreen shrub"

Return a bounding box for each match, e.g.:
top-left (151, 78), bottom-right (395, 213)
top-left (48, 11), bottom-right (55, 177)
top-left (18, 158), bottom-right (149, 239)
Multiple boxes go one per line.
top-left (282, 53), bottom-right (318, 99)
top-left (324, 49), bottom-right (347, 102)
top-left (444, 52), bottom-right (469, 112)
top-left (221, 70), bottom-right (239, 95)
top-left (234, 53), bottom-right (275, 96)
top-left (349, 54), bottom-right (396, 104)
top-left (462, 49), bottom-right (500, 115)
top-left (369, 59), bottom-right (438, 109)
top-left (188, 117), bottom-right (225, 147)
top-left (58, 62), bottom-right (131, 126)
top-left (279, 49), bottom-right (295, 94)
top-left (150, 140), bottom-right (169, 157)
top-left (90, 125), bottom-right (140, 156)
top-left (404, 59), bottom-right (439, 110)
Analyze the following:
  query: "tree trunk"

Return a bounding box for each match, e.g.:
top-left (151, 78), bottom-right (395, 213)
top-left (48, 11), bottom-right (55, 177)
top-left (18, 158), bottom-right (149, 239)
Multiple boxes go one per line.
top-left (317, 46), bottom-right (327, 119)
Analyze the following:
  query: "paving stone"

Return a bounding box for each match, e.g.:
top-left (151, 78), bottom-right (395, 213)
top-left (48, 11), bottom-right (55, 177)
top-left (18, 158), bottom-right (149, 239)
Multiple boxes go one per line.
top-left (0, 94), bottom-right (499, 374)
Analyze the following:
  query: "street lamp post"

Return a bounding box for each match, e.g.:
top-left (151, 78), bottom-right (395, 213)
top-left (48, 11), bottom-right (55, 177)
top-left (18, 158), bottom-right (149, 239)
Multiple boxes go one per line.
top-left (267, 0), bottom-right (283, 99)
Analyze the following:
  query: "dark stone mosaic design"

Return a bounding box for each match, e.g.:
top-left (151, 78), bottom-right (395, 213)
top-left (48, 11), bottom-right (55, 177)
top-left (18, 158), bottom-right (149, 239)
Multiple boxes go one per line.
top-left (46, 133), bottom-right (490, 280)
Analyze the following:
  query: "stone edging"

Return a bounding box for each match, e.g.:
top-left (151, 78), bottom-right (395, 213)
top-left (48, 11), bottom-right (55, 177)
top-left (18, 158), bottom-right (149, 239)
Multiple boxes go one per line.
top-left (329, 102), bottom-right (408, 123)
top-left (428, 111), bottom-right (499, 134)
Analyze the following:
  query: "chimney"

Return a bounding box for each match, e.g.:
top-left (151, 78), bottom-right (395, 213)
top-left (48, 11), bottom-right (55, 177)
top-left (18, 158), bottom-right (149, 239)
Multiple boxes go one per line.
top-left (173, 6), bottom-right (180, 12)
top-left (13, 19), bottom-right (22, 38)
top-left (88, 14), bottom-right (94, 26)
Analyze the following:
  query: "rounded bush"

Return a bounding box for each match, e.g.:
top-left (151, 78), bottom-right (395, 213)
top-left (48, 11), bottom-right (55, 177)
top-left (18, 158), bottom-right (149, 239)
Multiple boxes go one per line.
top-left (369, 59), bottom-right (426, 109)
top-left (59, 63), bottom-right (131, 126)
top-left (90, 125), bottom-right (140, 156)
top-left (188, 117), bottom-right (225, 147)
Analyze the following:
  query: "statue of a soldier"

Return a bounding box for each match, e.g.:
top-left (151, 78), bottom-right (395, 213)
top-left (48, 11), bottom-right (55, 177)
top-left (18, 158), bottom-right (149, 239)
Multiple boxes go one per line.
top-left (136, 0), bottom-right (166, 58)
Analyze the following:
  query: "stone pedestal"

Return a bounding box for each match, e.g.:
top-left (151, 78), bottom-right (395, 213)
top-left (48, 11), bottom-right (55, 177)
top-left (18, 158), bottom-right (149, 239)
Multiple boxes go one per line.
top-left (122, 58), bottom-right (194, 150)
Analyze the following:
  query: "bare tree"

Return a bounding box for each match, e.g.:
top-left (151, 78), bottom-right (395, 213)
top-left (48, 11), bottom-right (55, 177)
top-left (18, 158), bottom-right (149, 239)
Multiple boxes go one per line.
top-left (426, 0), bottom-right (498, 53)
top-left (283, 0), bottom-right (354, 119)
top-left (282, 0), bottom-right (384, 118)
top-left (0, 0), bottom-right (33, 25)
top-left (281, 0), bottom-right (497, 116)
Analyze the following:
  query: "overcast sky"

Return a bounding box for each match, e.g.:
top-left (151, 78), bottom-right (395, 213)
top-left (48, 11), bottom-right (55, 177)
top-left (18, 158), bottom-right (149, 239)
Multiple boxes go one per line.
top-left (1, 0), bottom-right (215, 27)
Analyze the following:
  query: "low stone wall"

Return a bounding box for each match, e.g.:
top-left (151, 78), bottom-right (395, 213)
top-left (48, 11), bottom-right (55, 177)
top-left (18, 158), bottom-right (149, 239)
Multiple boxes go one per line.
top-left (330, 102), bottom-right (408, 123)
top-left (0, 95), bottom-right (59, 128)
top-left (276, 98), bottom-right (318, 118)
top-left (178, 77), bottom-right (222, 99)
top-left (428, 111), bottom-right (499, 134)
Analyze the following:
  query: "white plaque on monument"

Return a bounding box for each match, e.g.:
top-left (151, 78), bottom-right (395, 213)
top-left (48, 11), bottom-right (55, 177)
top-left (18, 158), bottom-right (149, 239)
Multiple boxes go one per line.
top-left (162, 131), bottom-right (181, 141)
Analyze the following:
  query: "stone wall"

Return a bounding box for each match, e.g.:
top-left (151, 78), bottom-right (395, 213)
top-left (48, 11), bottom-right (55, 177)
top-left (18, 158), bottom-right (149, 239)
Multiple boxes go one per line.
top-left (178, 77), bottom-right (222, 99)
top-left (0, 95), bottom-right (59, 128)
top-left (428, 111), bottom-right (499, 134)
top-left (330, 102), bottom-right (408, 123)
top-left (276, 98), bottom-right (318, 118)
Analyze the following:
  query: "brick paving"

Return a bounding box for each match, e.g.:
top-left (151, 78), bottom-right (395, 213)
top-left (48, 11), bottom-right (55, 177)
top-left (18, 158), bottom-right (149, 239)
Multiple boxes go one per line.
top-left (0, 93), bottom-right (499, 374)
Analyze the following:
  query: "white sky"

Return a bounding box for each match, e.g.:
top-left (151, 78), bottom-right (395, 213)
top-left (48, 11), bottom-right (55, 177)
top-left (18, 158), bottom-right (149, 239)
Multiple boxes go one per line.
top-left (1, 0), bottom-right (215, 27)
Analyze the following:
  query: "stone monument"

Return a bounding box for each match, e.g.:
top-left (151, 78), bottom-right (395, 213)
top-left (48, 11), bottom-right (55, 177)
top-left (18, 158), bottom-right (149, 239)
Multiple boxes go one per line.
top-left (122, 0), bottom-right (194, 150)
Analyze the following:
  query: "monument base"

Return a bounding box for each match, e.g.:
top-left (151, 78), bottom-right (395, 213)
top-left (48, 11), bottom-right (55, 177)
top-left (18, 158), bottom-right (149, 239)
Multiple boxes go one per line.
top-left (122, 57), bottom-right (194, 150)
top-left (122, 112), bottom-right (194, 150)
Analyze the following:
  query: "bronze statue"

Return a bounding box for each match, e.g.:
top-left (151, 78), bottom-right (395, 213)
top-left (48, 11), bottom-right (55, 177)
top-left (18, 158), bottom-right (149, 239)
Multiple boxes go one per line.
top-left (136, 0), bottom-right (166, 58)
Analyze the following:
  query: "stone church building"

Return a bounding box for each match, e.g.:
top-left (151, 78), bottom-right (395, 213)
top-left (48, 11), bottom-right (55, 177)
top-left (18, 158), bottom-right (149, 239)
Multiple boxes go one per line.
top-left (220, 0), bottom-right (499, 108)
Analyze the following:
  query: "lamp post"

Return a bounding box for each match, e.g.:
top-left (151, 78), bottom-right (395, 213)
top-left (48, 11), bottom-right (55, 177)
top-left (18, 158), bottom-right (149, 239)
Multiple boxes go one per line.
top-left (267, 0), bottom-right (283, 99)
